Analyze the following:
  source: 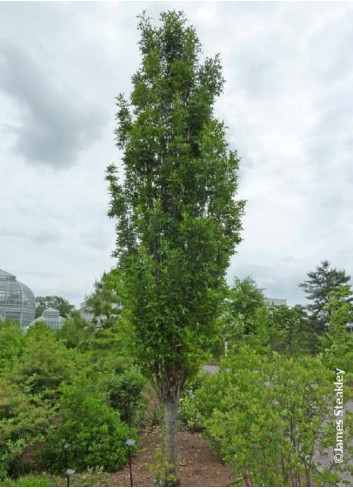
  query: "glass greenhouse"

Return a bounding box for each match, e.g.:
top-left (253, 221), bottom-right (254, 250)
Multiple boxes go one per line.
top-left (0, 269), bottom-right (36, 327)
top-left (29, 308), bottom-right (65, 331)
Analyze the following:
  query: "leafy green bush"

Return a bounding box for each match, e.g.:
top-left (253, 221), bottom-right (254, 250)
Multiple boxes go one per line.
top-left (1, 473), bottom-right (57, 486)
top-left (72, 352), bottom-right (146, 427)
top-left (0, 319), bottom-right (25, 372)
top-left (70, 466), bottom-right (109, 487)
top-left (104, 366), bottom-right (146, 425)
top-left (0, 378), bottom-right (53, 479)
top-left (11, 323), bottom-right (76, 401)
top-left (41, 376), bottom-right (135, 473)
top-left (199, 348), bottom-right (352, 486)
top-left (179, 371), bottom-right (209, 431)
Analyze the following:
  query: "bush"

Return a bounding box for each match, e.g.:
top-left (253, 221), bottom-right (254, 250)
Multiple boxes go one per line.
top-left (1, 473), bottom-right (57, 486)
top-left (11, 323), bottom-right (76, 401)
top-left (73, 353), bottom-right (146, 427)
top-left (0, 319), bottom-right (25, 371)
top-left (179, 371), bottom-right (209, 432)
top-left (200, 348), bottom-right (352, 486)
top-left (41, 376), bottom-right (136, 473)
top-left (0, 378), bottom-right (53, 479)
top-left (104, 366), bottom-right (146, 425)
top-left (70, 466), bottom-right (109, 487)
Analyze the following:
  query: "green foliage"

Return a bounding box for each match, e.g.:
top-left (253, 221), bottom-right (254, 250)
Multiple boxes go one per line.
top-left (299, 260), bottom-right (353, 335)
top-left (58, 312), bottom-right (94, 350)
top-left (0, 378), bottom-right (53, 479)
top-left (221, 278), bottom-right (319, 355)
top-left (179, 393), bottom-right (203, 432)
top-left (107, 9), bottom-right (244, 390)
top-left (104, 366), bottom-right (146, 425)
top-left (107, 11), bottom-right (244, 482)
top-left (0, 282), bottom-right (143, 481)
top-left (41, 375), bottom-right (135, 473)
top-left (184, 348), bottom-right (350, 486)
top-left (221, 278), bottom-right (284, 353)
top-left (75, 352), bottom-right (147, 425)
top-left (70, 467), bottom-right (110, 487)
top-left (321, 286), bottom-right (353, 377)
top-left (148, 449), bottom-right (178, 487)
top-left (11, 323), bottom-right (76, 401)
top-left (84, 269), bottom-right (123, 329)
top-left (223, 277), bottom-right (265, 340)
top-left (269, 305), bottom-right (317, 355)
top-left (1, 473), bottom-right (57, 486)
top-left (86, 314), bottom-right (134, 358)
top-left (0, 319), bottom-right (25, 371)
top-left (179, 371), bottom-right (209, 431)
top-left (35, 295), bottom-right (75, 318)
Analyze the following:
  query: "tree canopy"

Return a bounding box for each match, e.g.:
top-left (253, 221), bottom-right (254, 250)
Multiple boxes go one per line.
top-left (299, 260), bottom-right (353, 334)
top-left (35, 296), bottom-right (75, 319)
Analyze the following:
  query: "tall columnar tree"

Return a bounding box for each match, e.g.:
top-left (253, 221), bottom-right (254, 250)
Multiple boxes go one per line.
top-left (106, 11), bottom-right (244, 485)
top-left (299, 260), bottom-right (353, 335)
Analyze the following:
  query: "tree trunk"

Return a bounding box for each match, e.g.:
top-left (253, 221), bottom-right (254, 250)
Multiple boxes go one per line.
top-left (163, 395), bottom-right (180, 486)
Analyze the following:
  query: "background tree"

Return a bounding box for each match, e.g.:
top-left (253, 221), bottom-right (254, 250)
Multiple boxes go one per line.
top-left (299, 260), bottom-right (352, 335)
top-left (85, 270), bottom-right (122, 329)
top-left (106, 10), bottom-right (244, 485)
top-left (35, 296), bottom-right (75, 319)
top-left (321, 286), bottom-right (353, 376)
top-left (58, 312), bottom-right (94, 351)
top-left (221, 277), bottom-right (265, 349)
top-left (269, 304), bottom-right (316, 355)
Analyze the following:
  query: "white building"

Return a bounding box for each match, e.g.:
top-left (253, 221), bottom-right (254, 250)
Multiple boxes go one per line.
top-left (28, 308), bottom-right (65, 331)
top-left (265, 298), bottom-right (287, 307)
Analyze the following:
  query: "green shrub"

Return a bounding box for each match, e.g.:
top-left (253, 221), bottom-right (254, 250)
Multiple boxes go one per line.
top-left (11, 323), bottom-right (76, 401)
top-left (200, 347), bottom-right (353, 486)
top-left (70, 466), bottom-right (109, 487)
top-left (1, 473), bottom-right (57, 486)
top-left (70, 355), bottom-right (146, 427)
top-left (179, 371), bottom-right (209, 432)
top-left (179, 393), bottom-right (203, 432)
top-left (0, 319), bottom-right (25, 372)
top-left (104, 366), bottom-right (146, 425)
top-left (41, 376), bottom-right (136, 473)
top-left (0, 379), bottom-right (53, 479)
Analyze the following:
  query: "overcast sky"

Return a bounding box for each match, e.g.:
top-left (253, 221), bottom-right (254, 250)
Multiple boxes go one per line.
top-left (1, 1), bottom-right (353, 307)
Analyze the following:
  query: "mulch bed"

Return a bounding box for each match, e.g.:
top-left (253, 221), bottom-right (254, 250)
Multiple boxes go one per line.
top-left (109, 429), bottom-right (231, 487)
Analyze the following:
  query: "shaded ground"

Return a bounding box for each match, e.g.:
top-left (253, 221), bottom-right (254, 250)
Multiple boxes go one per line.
top-left (109, 429), bottom-right (231, 487)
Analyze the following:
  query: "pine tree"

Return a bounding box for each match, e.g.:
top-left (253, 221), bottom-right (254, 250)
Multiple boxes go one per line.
top-left (299, 260), bottom-right (352, 335)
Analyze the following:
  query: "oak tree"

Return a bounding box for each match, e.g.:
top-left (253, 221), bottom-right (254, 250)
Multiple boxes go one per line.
top-left (107, 11), bottom-right (244, 484)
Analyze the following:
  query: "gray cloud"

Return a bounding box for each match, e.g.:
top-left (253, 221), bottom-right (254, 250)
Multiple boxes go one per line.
top-left (0, 43), bottom-right (106, 167)
top-left (2, 227), bottom-right (59, 245)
